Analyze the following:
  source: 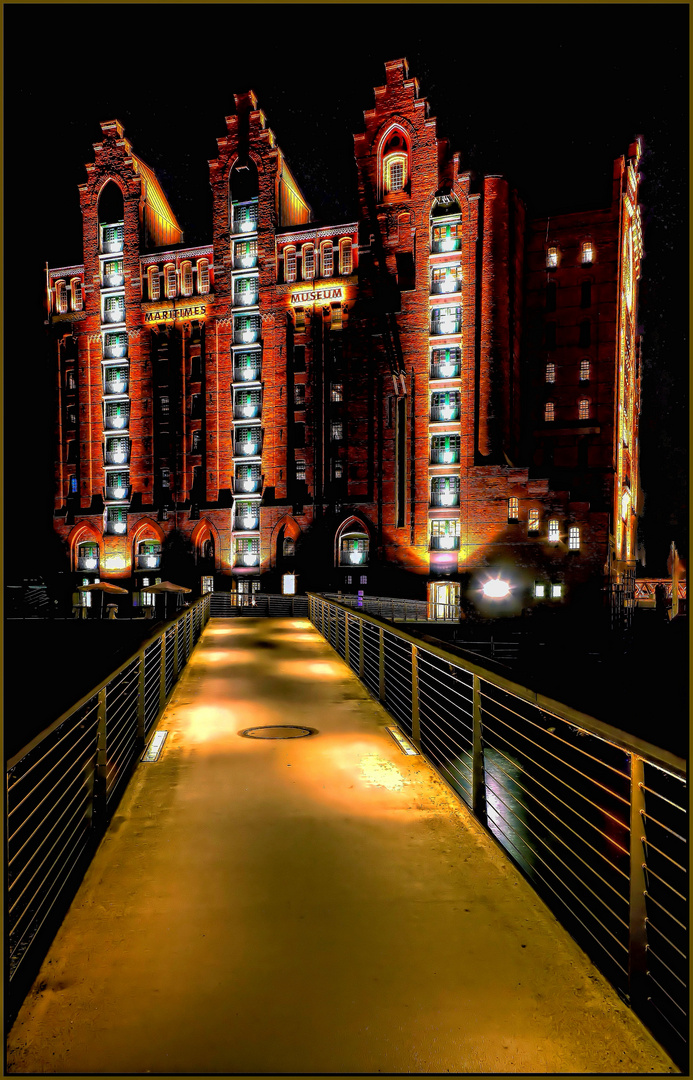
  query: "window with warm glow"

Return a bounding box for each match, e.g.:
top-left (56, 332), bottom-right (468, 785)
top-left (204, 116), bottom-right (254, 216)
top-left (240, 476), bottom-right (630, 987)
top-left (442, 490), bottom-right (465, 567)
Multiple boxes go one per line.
top-left (581, 241), bottom-right (593, 265)
top-left (569, 526), bottom-right (580, 550)
top-left (545, 401), bottom-right (555, 422)
top-left (548, 519), bottom-right (560, 542)
top-left (302, 244), bottom-right (315, 280)
top-left (534, 583), bottom-right (545, 598)
top-left (148, 266), bottom-right (160, 300)
top-left (284, 247), bottom-right (297, 283)
top-left (545, 363), bottom-right (555, 383)
top-left (197, 259), bottom-right (210, 294)
top-left (55, 279), bottom-right (68, 313)
top-left (320, 242), bottom-right (333, 278)
top-left (578, 399), bottom-right (590, 420)
top-left (580, 359), bottom-right (590, 381)
top-left (294, 384), bottom-right (305, 407)
top-left (165, 264), bottom-right (177, 298)
top-left (546, 246), bottom-right (558, 268)
top-left (330, 304), bottom-right (343, 330)
top-left (180, 261), bottom-right (193, 297)
top-left (528, 509), bottom-right (540, 531)
top-left (339, 239), bottom-right (353, 275)
top-left (551, 583), bottom-right (562, 599)
top-left (333, 461), bottom-right (343, 480)
top-left (385, 155), bottom-right (407, 194)
top-left (331, 420), bottom-right (343, 441)
top-left (331, 383), bottom-right (343, 402)
top-left (71, 279), bottom-right (83, 311)
top-left (508, 497), bottom-right (519, 521)
top-left (295, 459), bottom-right (306, 481)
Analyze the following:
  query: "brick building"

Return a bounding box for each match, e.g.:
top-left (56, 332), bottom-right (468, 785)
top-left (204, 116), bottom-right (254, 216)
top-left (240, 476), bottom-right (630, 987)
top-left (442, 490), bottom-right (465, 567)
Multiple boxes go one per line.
top-left (46, 59), bottom-right (642, 617)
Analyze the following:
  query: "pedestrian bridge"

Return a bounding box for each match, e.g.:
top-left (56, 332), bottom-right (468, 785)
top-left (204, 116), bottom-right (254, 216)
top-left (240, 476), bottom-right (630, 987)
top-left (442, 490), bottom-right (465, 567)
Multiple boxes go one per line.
top-left (6, 598), bottom-right (685, 1073)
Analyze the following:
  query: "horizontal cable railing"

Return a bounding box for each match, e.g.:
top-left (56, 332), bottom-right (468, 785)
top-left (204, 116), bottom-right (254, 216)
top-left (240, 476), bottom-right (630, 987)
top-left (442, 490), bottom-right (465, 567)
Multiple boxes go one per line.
top-left (5, 594), bottom-right (211, 1020)
top-left (308, 592), bottom-right (687, 1068)
top-left (209, 593), bottom-right (309, 618)
top-left (320, 592), bottom-right (460, 623)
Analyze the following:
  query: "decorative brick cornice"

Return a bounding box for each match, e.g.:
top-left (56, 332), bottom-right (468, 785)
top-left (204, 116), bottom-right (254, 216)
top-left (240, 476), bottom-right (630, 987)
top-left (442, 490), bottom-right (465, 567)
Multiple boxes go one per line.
top-left (49, 265), bottom-right (84, 280)
top-left (276, 223), bottom-right (357, 245)
top-left (140, 245), bottom-right (213, 267)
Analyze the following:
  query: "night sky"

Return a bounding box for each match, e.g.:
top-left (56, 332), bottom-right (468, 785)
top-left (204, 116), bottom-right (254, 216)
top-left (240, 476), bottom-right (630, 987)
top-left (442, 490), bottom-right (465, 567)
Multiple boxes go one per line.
top-left (4, 4), bottom-right (688, 582)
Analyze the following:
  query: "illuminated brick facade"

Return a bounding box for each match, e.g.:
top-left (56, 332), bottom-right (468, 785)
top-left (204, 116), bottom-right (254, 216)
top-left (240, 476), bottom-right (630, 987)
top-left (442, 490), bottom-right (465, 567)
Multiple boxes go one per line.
top-left (47, 60), bottom-right (642, 614)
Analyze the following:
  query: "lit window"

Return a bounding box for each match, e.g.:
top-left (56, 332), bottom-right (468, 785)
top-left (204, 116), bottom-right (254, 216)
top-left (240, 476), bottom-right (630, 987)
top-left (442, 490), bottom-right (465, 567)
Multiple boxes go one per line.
top-left (333, 461), bottom-right (343, 480)
top-left (197, 259), bottom-right (210, 294)
top-left (294, 384), bottom-right (305, 407)
top-left (71, 278), bottom-right (83, 312)
top-left (331, 383), bottom-right (343, 402)
top-left (528, 509), bottom-right (540, 532)
top-left (581, 242), bottom-right (593, 265)
top-left (580, 359), bottom-right (590, 381)
top-left (360, 575), bottom-right (367, 585)
top-left (431, 222), bottom-right (462, 253)
top-left (546, 246), bottom-right (558, 268)
top-left (66, 369), bottom-right (76, 390)
top-left (578, 399), bottom-right (590, 420)
top-left (148, 266), bottom-right (160, 300)
top-left (294, 307), bottom-right (305, 330)
top-left (339, 239), bottom-right (353, 275)
top-left (191, 430), bottom-right (202, 453)
top-left (508, 497), bottom-right (519, 521)
top-left (330, 304), bottom-right (343, 330)
top-left (551, 583), bottom-right (562, 599)
top-left (545, 363), bottom-right (555, 383)
top-left (69, 476), bottom-right (78, 494)
top-left (165, 264), bottom-right (177, 299)
top-left (160, 395), bottom-right (169, 417)
top-left (180, 261), bottom-right (193, 297)
top-left (431, 434), bottom-right (460, 464)
top-left (331, 420), bottom-right (343, 441)
top-left (320, 241), bottom-right (333, 278)
top-left (295, 459), bottom-right (306, 481)
top-left (284, 247), bottom-right (296, 283)
top-left (548, 519), bottom-right (560, 542)
top-left (544, 402), bottom-right (555, 422)
top-left (569, 526), bottom-right (580, 550)
top-left (385, 155), bottom-right (407, 194)
top-left (430, 519), bottom-right (460, 550)
top-left (534, 583), bottom-right (545, 598)
top-left (621, 489), bottom-right (630, 521)
top-left (77, 542), bottom-right (99, 570)
top-left (302, 244), bottom-right (315, 281)
top-left (55, 279), bottom-right (68, 313)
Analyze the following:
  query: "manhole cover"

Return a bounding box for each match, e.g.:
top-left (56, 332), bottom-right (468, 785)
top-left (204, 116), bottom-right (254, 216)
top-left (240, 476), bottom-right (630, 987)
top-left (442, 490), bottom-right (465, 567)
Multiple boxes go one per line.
top-left (239, 725), bottom-right (315, 740)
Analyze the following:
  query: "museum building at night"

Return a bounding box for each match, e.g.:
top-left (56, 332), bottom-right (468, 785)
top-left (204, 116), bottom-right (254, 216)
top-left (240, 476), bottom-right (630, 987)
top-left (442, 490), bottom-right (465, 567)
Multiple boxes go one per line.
top-left (46, 59), bottom-right (643, 616)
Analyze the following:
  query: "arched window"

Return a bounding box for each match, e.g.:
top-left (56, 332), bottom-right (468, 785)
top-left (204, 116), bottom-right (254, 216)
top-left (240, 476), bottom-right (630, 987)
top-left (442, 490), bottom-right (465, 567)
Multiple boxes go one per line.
top-left (339, 238), bottom-right (353, 275)
top-left (55, 279), bottom-right (67, 314)
top-left (180, 261), bottom-right (193, 297)
top-left (381, 130), bottom-right (409, 197)
top-left (202, 537), bottom-right (215, 561)
top-left (580, 359), bottom-right (590, 382)
top-left (581, 241), bottom-right (593, 265)
top-left (284, 246), bottom-right (297, 283)
top-left (302, 244), bottom-right (315, 281)
top-left (283, 537), bottom-right (295, 558)
top-left (197, 259), bottom-right (210, 294)
top-left (77, 541), bottom-right (99, 571)
top-left (148, 266), bottom-right (160, 301)
top-left (337, 521), bottom-right (370, 567)
top-left (164, 263), bottom-right (177, 299)
top-left (545, 401), bottom-right (555, 422)
top-left (136, 539), bottom-right (161, 570)
top-left (71, 278), bottom-right (83, 312)
top-left (578, 398), bottom-right (590, 420)
top-left (320, 241), bottom-right (333, 278)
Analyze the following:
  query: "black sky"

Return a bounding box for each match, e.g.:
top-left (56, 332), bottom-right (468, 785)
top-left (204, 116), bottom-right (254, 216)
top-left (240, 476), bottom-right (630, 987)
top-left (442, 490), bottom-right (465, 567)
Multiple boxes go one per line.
top-left (4, 4), bottom-right (688, 580)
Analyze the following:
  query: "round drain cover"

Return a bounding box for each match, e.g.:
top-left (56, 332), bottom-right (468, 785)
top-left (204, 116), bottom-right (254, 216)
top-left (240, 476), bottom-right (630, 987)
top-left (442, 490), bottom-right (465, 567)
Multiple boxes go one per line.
top-left (239, 725), bottom-right (315, 740)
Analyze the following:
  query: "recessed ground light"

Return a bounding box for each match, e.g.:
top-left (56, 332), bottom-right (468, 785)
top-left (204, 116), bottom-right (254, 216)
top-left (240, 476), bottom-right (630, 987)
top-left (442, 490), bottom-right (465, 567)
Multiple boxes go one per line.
top-left (142, 730), bottom-right (168, 761)
top-left (239, 725), bottom-right (315, 740)
top-left (386, 727), bottom-right (419, 756)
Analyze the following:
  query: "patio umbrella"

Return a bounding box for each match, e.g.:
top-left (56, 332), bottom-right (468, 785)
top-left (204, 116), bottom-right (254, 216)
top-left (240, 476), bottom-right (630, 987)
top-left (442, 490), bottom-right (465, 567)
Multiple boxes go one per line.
top-left (78, 581), bottom-right (129, 618)
top-left (141, 581), bottom-right (192, 618)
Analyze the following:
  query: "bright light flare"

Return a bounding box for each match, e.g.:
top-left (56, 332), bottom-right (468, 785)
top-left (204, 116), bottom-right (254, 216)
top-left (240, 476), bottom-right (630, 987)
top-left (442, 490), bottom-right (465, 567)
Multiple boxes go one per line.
top-left (482, 577), bottom-right (510, 598)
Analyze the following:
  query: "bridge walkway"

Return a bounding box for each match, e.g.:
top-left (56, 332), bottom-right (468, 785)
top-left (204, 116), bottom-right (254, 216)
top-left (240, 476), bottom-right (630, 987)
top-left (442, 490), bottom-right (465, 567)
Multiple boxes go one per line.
top-left (6, 618), bottom-right (677, 1074)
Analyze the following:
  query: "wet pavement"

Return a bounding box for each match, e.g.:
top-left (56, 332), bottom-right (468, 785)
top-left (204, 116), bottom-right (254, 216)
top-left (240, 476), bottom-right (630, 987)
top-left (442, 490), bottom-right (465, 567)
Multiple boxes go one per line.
top-left (6, 618), bottom-right (678, 1074)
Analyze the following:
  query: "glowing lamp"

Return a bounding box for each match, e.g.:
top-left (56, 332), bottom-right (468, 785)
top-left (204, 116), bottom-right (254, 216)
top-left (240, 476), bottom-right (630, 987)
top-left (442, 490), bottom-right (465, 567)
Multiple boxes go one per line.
top-left (440, 536), bottom-right (455, 550)
top-left (482, 578), bottom-right (510, 599)
top-left (441, 279), bottom-right (456, 294)
top-left (112, 451), bottom-right (126, 464)
top-left (240, 256), bottom-right (253, 268)
top-left (83, 558), bottom-right (98, 570)
top-left (242, 515), bottom-right (257, 530)
top-left (243, 478), bottom-right (255, 491)
top-left (113, 487), bottom-right (128, 500)
top-left (111, 415), bottom-right (126, 429)
top-left (349, 551), bottom-right (364, 565)
top-left (240, 220), bottom-right (254, 233)
top-left (240, 293), bottom-right (253, 306)
top-left (111, 344), bottom-right (125, 358)
top-left (112, 522), bottom-right (126, 535)
top-left (442, 450), bottom-right (454, 464)
top-left (440, 493), bottom-right (454, 507)
top-left (440, 406), bottom-right (454, 420)
top-left (104, 554), bottom-right (127, 569)
top-left (146, 556), bottom-right (159, 568)
top-left (440, 239), bottom-right (456, 252)
top-left (440, 363), bottom-right (455, 378)
top-left (243, 553), bottom-right (257, 566)
top-left (242, 330), bottom-right (255, 343)
top-left (242, 404), bottom-right (255, 417)
top-left (242, 367), bottom-right (254, 381)
top-left (242, 442), bottom-right (256, 455)
top-left (282, 573), bottom-right (296, 596)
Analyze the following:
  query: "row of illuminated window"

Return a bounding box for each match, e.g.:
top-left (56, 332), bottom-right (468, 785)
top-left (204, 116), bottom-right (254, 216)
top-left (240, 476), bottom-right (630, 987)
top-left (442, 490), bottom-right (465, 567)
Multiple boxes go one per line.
top-left (281, 238), bottom-right (354, 282)
top-left (53, 278), bottom-right (83, 314)
top-left (145, 259), bottom-right (211, 302)
top-left (545, 280), bottom-right (593, 311)
top-left (544, 320), bottom-right (592, 348)
top-left (544, 400), bottom-right (592, 422)
top-left (546, 241), bottom-right (594, 268)
top-left (545, 360), bottom-right (591, 383)
top-left (293, 305), bottom-right (343, 331)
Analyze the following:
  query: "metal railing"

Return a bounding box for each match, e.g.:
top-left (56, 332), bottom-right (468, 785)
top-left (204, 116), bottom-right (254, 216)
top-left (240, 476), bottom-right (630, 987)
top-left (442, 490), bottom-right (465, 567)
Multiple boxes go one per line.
top-left (321, 592), bottom-right (460, 623)
top-left (308, 593), bottom-right (687, 1066)
top-left (210, 592), bottom-right (309, 618)
top-left (6, 594), bottom-right (211, 1016)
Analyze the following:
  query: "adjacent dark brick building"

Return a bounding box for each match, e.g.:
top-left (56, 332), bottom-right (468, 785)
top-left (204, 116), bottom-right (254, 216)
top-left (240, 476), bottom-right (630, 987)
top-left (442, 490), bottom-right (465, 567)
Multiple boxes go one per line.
top-left (47, 59), bottom-right (642, 617)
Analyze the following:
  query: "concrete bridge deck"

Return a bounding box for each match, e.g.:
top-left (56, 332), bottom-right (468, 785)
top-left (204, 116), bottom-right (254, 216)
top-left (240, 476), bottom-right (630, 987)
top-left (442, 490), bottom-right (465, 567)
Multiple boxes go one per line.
top-left (6, 618), bottom-right (677, 1074)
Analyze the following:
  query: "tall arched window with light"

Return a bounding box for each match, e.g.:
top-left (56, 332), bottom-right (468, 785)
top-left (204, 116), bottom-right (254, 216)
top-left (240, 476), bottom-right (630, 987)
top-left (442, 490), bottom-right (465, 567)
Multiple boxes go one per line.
top-left (70, 278), bottom-right (83, 312)
top-left (320, 241), bottom-right (333, 278)
top-left (197, 259), bottom-right (210, 294)
top-left (568, 526), bottom-right (580, 550)
top-left (581, 241), bottom-right (593, 265)
top-left (548, 519), bottom-right (560, 542)
top-left (302, 244), bottom-right (314, 280)
top-left (544, 402), bottom-right (555, 422)
top-left (148, 266), bottom-right (160, 301)
top-left (285, 246), bottom-right (297, 283)
top-left (381, 130), bottom-right (409, 197)
top-left (578, 399), bottom-right (590, 420)
top-left (180, 261), bottom-right (193, 297)
top-left (165, 263), bottom-right (177, 299)
top-left (339, 238), bottom-right (353, 275)
top-left (55, 279), bottom-right (67, 313)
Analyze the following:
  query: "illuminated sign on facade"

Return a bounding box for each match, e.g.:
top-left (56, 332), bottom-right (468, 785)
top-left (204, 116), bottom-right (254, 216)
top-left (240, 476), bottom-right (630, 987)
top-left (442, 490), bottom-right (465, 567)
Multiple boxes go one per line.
top-left (144, 303), bottom-right (208, 324)
top-left (290, 287), bottom-right (343, 305)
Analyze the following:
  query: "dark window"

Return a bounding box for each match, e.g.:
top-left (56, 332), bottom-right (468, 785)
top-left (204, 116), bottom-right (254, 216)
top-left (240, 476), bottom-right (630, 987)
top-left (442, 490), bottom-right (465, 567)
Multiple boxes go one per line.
top-left (294, 384), bottom-right (305, 407)
top-left (293, 345), bottom-right (306, 372)
top-left (579, 320), bottom-right (591, 347)
top-left (191, 430), bottom-right (202, 453)
top-left (294, 423), bottom-right (305, 448)
top-left (283, 537), bottom-right (295, 557)
top-left (545, 323), bottom-right (556, 349)
top-left (395, 252), bottom-right (416, 291)
top-left (581, 281), bottom-right (591, 308)
top-left (545, 281), bottom-right (556, 312)
top-left (190, 394), bottom-right (202, 418)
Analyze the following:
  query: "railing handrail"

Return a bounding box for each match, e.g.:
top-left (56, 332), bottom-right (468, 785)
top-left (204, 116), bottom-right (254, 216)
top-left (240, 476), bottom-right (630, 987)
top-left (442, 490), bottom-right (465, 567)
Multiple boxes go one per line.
top-left (7, 596), bottom-right (210, 771)
top-left (309, 593), bottom-right (685, 778)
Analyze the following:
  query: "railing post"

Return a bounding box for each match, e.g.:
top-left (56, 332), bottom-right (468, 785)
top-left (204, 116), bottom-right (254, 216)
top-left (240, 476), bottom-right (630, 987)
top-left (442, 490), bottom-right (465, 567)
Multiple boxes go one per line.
top-left (378, 627), bottom-right (385, 701)
top-left (159, 628), bottom-right (167, 704)
top-left (471, 675), bottom-right (486, 821)
top-left (173, 619), bottom-right (179, 683)
top-left (344, 615), bottom-right (350, 667)
top-left (359, 618), bottom-right (364, 678)
top-left (628, 754), bottom-right (648, 1013)
top-left (411, 645), bottom-right (420, 747)
top-left (93, 686), bottom-right (108, 832)
top-left (136, 650), bottom-right (145, 746)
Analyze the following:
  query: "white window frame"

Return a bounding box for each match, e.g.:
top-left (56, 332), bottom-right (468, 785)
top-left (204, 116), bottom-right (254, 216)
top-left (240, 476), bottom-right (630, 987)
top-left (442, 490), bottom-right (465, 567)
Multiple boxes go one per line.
top-left (302, 244), bottom-right (315, 281)
top-left (320, 241), bottom-right (333, 278)
top-left (339, 238), bottom-right (353, 275)
top-left (55, 279), bottom-right (67, 314)
top-left (548, 519), bottom-right (560, 542)
top-left (197, 259), bottom-right (210, 294)
top-left (164, 263), bottom-right (177, 299)
top-left (70, 278), bottom-right (83, 312)
top-left (148, 266), bottom-right (160, 301)
top-left (180, 261), bottom-right (193, 297)
top-left (578, 398), bottom-right (590, 420)
top-left (568, 526), bottom-right (580, 550)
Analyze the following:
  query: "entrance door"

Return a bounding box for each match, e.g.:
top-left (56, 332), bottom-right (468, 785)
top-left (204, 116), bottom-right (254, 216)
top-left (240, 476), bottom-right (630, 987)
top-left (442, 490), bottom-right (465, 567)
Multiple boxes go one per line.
top-left (428, 581), bottom-right (460, 621)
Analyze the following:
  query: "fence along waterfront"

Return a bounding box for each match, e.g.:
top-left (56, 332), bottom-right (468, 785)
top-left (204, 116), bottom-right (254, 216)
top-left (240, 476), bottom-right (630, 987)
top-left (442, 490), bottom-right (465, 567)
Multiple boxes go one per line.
top-left (308, 593), bottom-right (687, 1067)
top-left (6, 595), bottom-right (211, 1021)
